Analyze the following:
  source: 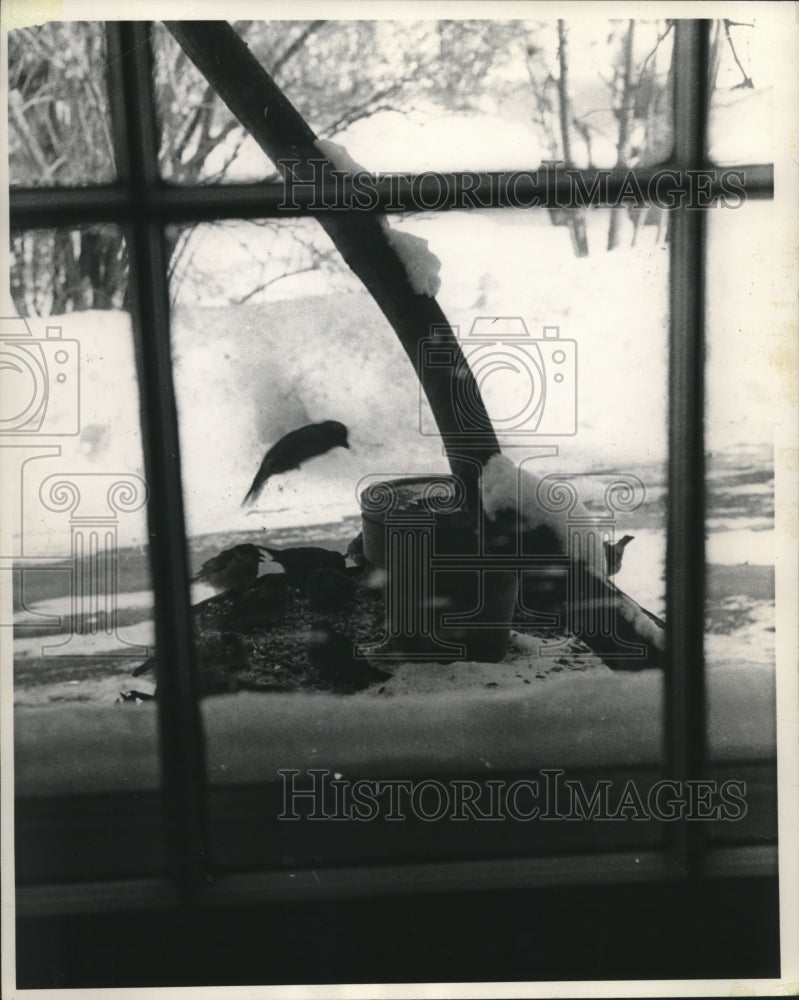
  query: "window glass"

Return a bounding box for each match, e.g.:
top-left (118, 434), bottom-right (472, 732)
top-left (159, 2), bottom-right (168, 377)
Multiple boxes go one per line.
top-left (708, 17), bottom-right (776, 166)
top-left (7, 14), bottom-right (782, 890)
top-left (151, 19), bottom-right (673, 181)
top-left (169, 208), bottom-right (670, 868)
top-left (9, 227), bottom-right (164, 880)
top-left (8, 23), bottom-right (116, 187)
top-left (704, 200), bottom-right (780, 845)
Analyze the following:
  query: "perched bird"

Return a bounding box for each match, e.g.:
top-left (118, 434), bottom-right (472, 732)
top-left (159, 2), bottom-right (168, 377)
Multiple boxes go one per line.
top-left (195, 631), bottom-right (249, 695)
top-left (131, 632), bottom-right (248, 696)
top-left (263, 546), bottom-right (346, 587)
top-left (346, 531), bottom-right (367, 566)
top-left (307, 620), bottom-right (391, 693)
top-left (224, 572), bottom-right (291, 632)
top-left (481, 454), bottom-right (664, 670)
top-left (116, 689), bottom-right (155, 704)
top-left (603, 535), bottom-right (634, 577)
top-left (131, 655), bottom-right (156, 679)
top-left (242, 420), bottom-right (350, 505)
top-left (191, 543), bottom-right (267, 593)
top-left (305, 567), bottom-right (356, 613)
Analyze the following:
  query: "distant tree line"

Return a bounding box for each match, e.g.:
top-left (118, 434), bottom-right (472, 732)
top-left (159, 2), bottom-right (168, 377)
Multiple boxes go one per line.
top-left (9, 18), bottom-right (752, 315)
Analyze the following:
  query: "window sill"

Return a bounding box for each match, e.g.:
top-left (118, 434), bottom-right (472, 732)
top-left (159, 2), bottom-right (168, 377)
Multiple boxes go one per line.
top-left (15, 665), bottom-right (776, 887)
top-left (15, 664), bottom-right (775, 795)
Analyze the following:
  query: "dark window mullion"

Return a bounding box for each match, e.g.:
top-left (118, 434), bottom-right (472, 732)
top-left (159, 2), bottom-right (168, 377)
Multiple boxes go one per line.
top-left (666, 19), bottom-right (710, 877)
top-left (105, 21), bottom-right (208, 900)
top-left (8, 163), bottom-right (775, 230)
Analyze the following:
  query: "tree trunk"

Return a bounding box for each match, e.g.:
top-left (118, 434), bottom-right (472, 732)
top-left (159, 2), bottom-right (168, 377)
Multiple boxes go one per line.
top-left (79, 225), bottom-right (127, 309)
top-left (555, 21), bottom-right (589, 257)
top-left (607, 20), bottom-right (636, 251)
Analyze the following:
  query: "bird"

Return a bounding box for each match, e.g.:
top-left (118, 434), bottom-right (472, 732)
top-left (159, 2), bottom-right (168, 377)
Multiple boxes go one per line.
top-left (603, 535), bottom-right (634, 576)
top-left (305, 566), bottom-right (356, 613)
top-left (131, 632), bottom-right (248, 696)
top-left (263, 546), bottom-right (346, 587)
top-left (116, 689), bottom-right (155, 703)
top-left (224, 572), bottom-right (291, 632)
top-left (242, 420), bottom-right (350, 505)
top-left (346, 531), bottom-right (367, 566)
top-left (307, 620), bottom-right (391, 692)
top-left (131, 655), bottom-right (156, 679)
top-left (191, 543), bottom-right (267, 593)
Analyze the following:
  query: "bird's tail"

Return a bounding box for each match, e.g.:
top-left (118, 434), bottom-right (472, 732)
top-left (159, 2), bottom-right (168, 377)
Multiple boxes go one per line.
top-left (132, 657), bottom-right (155, 677)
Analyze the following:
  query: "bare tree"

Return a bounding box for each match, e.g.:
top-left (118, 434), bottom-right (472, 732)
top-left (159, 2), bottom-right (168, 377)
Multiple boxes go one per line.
top-left (8, 22), bottom-right (124, 315)
top-left (555, 20), bottom-right (589, 257)
top-left (607, 20), bottom-right (636, 251)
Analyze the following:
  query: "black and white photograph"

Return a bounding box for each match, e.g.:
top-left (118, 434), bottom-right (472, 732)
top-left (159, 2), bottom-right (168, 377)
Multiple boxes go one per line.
top-left (1, 1), bottom-right (797, 995)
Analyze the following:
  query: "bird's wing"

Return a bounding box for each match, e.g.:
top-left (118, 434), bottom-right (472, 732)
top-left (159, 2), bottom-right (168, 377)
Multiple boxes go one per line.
top-left (192, 556), bottom-right (218, 580)
top-left (243, 424), bottom-right (345, 505)
top-left (275, 424), bottom-right (344, 470)
top-left (242, 429), bottom-right (314, 505)
top-left (242, 449), bottom-right (276, 505)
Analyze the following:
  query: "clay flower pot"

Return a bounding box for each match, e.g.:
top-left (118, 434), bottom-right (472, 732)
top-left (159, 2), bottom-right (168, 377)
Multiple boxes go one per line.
top-left (360, 475), bottom-right (517, 663)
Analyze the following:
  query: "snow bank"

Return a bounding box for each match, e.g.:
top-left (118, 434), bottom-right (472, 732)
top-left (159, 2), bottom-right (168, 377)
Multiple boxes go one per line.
top-left (315, 138), bottom-right (368, 176)
top-left (318, 138), bottom-right (442, 296)
top-left (481, 452), bottom-right (605, 576)
top-left (383, 227), bottom-right (442, 297)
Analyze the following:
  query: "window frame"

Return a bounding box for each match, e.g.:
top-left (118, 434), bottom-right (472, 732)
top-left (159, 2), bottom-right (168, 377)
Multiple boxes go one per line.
top-left (9, 18), bottom-right (778, 917)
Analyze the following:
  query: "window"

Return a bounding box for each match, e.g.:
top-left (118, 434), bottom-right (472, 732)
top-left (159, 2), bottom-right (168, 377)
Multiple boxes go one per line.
top-left (5, 14), bottom-right (792, 989)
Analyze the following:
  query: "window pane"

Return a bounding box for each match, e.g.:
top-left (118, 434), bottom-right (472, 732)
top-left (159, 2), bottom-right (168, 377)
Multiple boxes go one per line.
top-left (169, 208), bottom-right (671, 869)
top-left (708, 17), bottom-right (776, 166)
top-left (152, 18), bottom-right (673, 182)
top-left (9, 228), bottom-right (164, 881)
top-left (8, 23), bottom-right (116, 187)
top-left (704, 200), bottom-right (780, 846)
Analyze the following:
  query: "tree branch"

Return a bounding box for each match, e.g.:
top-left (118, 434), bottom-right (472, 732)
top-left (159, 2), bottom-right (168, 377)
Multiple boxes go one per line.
top-left (232, 265), bottom-right (321, 304)
top-left (271, 20), bottom-right (326, 77)
top-left (164, 20), bottom-right (500, 516)
top-left (723, 19), bottom-right (754, 89)
top-left (636, 19), bottom-right (674, 92)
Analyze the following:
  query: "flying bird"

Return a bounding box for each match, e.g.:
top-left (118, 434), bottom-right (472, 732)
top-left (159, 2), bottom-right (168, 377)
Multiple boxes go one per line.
top-left (263, 546), bottom-right (346, 587)
top-left (191, 543), bottom-right (267, 593)
top-left (603, 535), bottom-right (634, 577)
top-left (307, 620), bottom-right (391, 692)
top-left (242, 420), bottom-right (350, 505)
